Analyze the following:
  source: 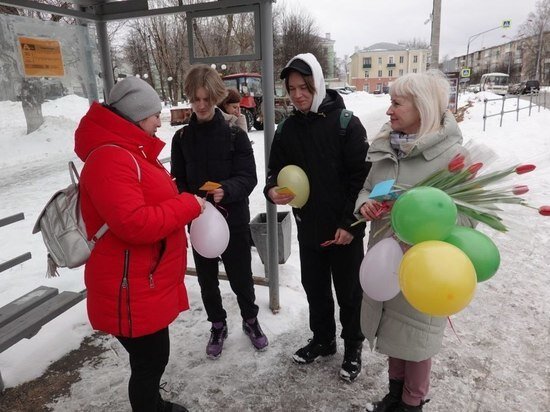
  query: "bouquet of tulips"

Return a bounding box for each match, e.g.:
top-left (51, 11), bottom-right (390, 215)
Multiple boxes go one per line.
top-left (355, 150), bottom-right (549, 234)
top-left (404, 154), bottom-right (549, 231)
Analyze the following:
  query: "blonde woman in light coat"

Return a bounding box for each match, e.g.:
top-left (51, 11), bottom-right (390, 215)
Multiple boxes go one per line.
top-left (355, 71), bottom-right (470, 412)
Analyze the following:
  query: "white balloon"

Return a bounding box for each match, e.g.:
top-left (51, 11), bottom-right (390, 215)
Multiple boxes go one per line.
top-left (359, 237), bottom-right (403, 301)
top-left (190, 202), bottom-right (230, 258)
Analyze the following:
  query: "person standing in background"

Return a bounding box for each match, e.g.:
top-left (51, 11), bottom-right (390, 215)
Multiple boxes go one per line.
top-left (74, 76), bottom-right (204, 412)
top-left (171, 64), bottom-right (268, 361)
top-left (264, 53), bottom-right (370, 382)
top-left (219, 87), bottom-right (248, 132)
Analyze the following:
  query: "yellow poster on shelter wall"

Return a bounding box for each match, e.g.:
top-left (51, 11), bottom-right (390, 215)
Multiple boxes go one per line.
top-left (18, 36), bottom-right (64, 77)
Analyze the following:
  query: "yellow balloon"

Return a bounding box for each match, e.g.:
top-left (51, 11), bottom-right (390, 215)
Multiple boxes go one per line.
top-left (399, 241), bottom-right (477, 317)
top-left (277, 165), bottom-right (310, 208)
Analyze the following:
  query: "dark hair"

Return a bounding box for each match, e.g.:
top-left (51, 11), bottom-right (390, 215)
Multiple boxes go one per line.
top-left (284, 72), bottom-right (316, 95)
top-left (219, 88), bottom-right (241, 113)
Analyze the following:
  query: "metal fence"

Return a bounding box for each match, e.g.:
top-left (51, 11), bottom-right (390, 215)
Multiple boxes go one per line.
top-left (482, 91), bottom-right (548, 131)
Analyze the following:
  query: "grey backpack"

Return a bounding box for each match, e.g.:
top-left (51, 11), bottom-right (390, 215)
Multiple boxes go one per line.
top-left (33, 146), bottom-right (140, 277)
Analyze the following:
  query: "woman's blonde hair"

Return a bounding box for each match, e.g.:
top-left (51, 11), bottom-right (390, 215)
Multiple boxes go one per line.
top-left (184, 64), bottom-right (228, 105)
top-left (389, 70), bottom-right (450, 138)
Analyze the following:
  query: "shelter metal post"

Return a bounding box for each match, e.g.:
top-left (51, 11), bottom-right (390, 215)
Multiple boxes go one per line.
top-left (95, 20), bottom-right (114, 99)
top-left (259, 0), bottom-right (279, 313)
top-left (77, 18), bottom-right (99, 104)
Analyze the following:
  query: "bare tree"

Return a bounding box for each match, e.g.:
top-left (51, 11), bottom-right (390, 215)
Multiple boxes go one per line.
top-left (398, 38), bottom-right (430, 50)
top-left (274, 8), bottom-right (327, 76)
top-left (519, 0), bottom-right (550, 82)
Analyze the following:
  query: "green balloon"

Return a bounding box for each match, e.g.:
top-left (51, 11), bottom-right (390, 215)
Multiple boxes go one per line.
top-left (444, 226), bottom-right (500, 282)
top-left (391, 187), bottom-right (457, 244)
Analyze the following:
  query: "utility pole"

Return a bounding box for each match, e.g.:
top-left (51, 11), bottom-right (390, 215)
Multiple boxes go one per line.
top-left (535, 26), bottom-right (545, 81)
top-left (430, 0), bottom-right (442, 69)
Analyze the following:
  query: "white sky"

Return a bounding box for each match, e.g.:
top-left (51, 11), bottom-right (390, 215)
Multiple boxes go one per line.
top-left (279, 0), bottom-right (539, 60)
top-left (0, 90), bottom-right (549, 410)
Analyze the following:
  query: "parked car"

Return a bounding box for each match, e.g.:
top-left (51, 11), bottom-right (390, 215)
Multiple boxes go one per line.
top-left (335, 86), bottom-right (356, 95)
top-left (522, 80), bottom-right (540, 94)
top-left (510, 80), bottom-right (540, 95)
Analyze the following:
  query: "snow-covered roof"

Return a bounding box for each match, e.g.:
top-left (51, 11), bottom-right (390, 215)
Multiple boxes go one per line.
top-left (364, 42), bottom-right (408, 52)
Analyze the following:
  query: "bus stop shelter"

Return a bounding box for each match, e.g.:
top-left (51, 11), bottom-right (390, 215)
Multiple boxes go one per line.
top-left (0, 0), bottom-right (282, 311)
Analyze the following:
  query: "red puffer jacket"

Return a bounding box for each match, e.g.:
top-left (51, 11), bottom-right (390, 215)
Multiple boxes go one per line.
top-left (74, 102), bottom-right (201, 338)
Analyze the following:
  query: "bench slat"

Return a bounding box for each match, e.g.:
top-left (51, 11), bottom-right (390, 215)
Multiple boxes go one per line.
top-left (0, 286), bottom-right (59, 328)
top-left (0, 291), bottom-right (86, 353)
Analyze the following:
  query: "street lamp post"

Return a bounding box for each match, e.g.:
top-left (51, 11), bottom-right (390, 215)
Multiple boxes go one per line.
top-left (167, 76), bottom-right (173, 106)
top-left (466, 24), bottom-right (507, 70)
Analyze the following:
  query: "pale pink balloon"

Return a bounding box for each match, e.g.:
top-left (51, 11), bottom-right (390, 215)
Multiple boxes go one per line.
top-left (190, 202), bottom-right (230, 258)
top-left (360, 237), bottom-right (403, 301)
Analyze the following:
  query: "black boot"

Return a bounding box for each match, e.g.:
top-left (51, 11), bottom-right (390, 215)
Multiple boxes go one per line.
top-left (393, 399), bottom-right (430, 412)
top-left (160, 398), bottom-right (189, 412)
top-left (339, 340), bottom-right (363, 382)
top-left (366, 379), bottom-right (404, 412)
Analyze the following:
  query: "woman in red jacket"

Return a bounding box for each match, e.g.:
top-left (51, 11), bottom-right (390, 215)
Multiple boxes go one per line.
top-left (74, 76), bottom-right (204, 412)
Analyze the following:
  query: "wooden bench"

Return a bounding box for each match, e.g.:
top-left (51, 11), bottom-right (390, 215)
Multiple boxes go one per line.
top-left (0, 286), bottom-right (86, 391)
top-left (0, 213), bottom-right (86, 391)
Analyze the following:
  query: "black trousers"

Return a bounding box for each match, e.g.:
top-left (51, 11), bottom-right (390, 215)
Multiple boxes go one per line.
top-left (193, 228), bottom-right (259, 323)
top-left (116, 327), bottom-right (169, 412)
top-left (299, 238), bottom-right (365, 343)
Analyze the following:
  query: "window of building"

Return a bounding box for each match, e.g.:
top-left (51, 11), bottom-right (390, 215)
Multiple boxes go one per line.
top-left (413, 55), bottom-right (418, 63)
top-left (364, 71), bottom-right (369, 78)
top-left (378, 70), bottom-right (383, 77)
top-left (399, 56), bottom-right (404, 64)
top-left (378, 57), bottom-right (382, 64)
top-left (388, 56), bottom-right (394, 64)
top-left (399, 69), bottom-right (404, 76)
top-left (388, 69), bottom-right (393, 77)
top-left (363, 57), bottom-right (371, 65)
top-left (413, 68), bottom-right (417, 73)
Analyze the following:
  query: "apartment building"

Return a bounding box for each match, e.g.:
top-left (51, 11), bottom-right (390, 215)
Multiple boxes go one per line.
top-left (348, 42), bottom-right (429, 92)
top-left (443, 31), bottom-right (550, 84)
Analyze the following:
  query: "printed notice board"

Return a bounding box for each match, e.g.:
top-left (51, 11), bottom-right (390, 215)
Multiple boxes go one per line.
top-left (18, 36), bottom-right (64, 77)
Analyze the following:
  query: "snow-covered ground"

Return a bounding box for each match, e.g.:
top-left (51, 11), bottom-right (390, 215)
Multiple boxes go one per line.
top-left (0, 90), bottom-right (549, 411)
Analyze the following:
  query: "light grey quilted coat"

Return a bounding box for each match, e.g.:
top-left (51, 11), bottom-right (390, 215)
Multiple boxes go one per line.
top-left (354, 112), bottom-right (469, 362)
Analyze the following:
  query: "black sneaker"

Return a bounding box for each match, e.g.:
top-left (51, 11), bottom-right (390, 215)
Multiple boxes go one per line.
top-left (339, 341), bottom-right (363, 382)
top-left (292, 338), bottom-right (337, 364)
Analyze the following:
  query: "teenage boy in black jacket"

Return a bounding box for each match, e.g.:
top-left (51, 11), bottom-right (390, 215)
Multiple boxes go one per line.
top-left (171, 64), bottom-right (268, 360)
top-left (264, 53), bottom-right (370, 382)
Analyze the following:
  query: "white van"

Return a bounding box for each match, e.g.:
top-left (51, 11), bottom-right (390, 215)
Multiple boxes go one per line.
top-left (480, 73), bottom-right (509, 95)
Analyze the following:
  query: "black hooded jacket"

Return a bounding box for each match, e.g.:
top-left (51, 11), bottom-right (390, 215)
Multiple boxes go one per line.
top-left (171, 109), bottom-right (257, 230)
top-left (264, 89), bottom-right (370, 247)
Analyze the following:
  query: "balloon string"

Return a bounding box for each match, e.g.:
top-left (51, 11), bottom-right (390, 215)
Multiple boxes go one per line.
top-left (447, 316), bottom-right (462, 343)
top-left (215, 203), bottom-right (229, 219)
top-left (205, 194), bottom-right (229, 219)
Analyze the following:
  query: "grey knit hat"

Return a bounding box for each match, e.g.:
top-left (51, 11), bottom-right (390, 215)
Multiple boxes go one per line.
top-left (108, 77), bottom-right (162, 122)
